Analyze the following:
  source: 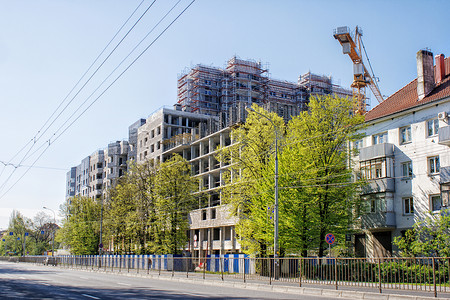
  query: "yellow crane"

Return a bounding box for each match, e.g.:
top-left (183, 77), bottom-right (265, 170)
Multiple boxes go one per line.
top-left (333, 26), bottom-right (384, 114)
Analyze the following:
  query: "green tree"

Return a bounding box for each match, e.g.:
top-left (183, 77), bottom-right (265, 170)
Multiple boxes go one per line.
top-left (56, 196), bottom-right (101, 255)
top-left (1, 210), bottom-right (56, 256)
top-left (2, 210), bottom-right (32, 256)
top-left (106, 160), bottom-right (158, 254)
top-left (218, 96), bottom-right (364, 257)
top-left (217, 105), bottom-right (285, 257)
top-left (154, 154), bottom-right (197, 254)
top-left (286, 95), bottom-right (364, 257)
top-left (394, 210), bottom-right (450, 257)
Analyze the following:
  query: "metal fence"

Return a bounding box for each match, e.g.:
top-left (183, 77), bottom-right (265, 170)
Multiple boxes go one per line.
top-left (6, 255), bottom-right (450, 297)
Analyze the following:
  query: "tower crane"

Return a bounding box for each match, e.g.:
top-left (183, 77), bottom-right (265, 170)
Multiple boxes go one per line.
top-left (333, 26), bottom-right (384, 114)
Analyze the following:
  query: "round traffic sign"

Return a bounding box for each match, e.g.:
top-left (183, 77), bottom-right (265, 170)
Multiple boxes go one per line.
top-left (325, 233), bottom-right (335, 245)
top-left (193, 234), bottom-right (198, 241)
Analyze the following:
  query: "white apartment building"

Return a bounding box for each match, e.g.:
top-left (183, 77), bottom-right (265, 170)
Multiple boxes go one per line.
top-left (354, 50), bottom-right (450, 257)
top-left (136, 106), bottom-right (218, 165)
top-left (136, 106), bottom-right (238, 256)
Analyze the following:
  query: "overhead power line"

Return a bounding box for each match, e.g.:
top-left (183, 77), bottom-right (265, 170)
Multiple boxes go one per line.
top-left (0, 0), bottom-right (197, 200)
top-left (0, 0), bottom-right (155, 196)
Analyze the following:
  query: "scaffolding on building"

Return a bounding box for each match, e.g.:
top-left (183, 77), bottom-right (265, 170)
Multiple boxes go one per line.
top-left (177, 57), bottom-right (351, 128)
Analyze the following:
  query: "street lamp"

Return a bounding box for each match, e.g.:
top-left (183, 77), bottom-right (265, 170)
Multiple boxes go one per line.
top-left (43, 206), bottom-right (56, 257)
top-left (246, 107), bottom-right (279, 271)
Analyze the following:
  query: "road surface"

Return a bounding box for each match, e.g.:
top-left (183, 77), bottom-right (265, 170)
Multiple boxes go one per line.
top-left (0, 260), bottom-right (342, 299)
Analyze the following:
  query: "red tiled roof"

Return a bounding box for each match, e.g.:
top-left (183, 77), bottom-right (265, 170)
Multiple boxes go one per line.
top-left (365, 58), bottom-right (450, 122)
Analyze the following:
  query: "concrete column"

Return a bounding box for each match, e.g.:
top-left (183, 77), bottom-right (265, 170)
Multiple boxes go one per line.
top-left (189, 229), bottom-right (194, 256)
top-left (231, 226), bottom-right (236, 252)
top-left (199, 228), bottom-right (203, 256)
top-left (208, 228), bottom-right (212, 256)
top-left (220, 226), bottom-right (224, 255)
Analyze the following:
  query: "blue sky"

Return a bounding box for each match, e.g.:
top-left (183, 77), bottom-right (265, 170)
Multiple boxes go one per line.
top-left (0, 0), bottom-right (449, 228)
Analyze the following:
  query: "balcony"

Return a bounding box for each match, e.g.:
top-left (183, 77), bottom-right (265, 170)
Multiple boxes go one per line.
top-left (361, 212), bottom-right (396, 230)
top-left (359, 143), bottom-right (394, 161)
top-left (362, 178), bottom-right (395, 195)
top-left (438, 126), bottom-right (450, 146)
top-left (92, 178), bottom-right (103, 185)
top-left (440, 166), bottom-right (450, 185)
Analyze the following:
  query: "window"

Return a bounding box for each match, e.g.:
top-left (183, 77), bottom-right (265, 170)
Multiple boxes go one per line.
top-left (202, 209), bottom-right (207, 220)
top-left (430, 195), bottom-right (442, 212)
top-left (151, 130), bottom-right (155, 138)
top-left (401, 161), bottom-right (412, 178)
top-left (360, 158), bottom-right (388, 179)
top-left (157, 141), bottom-right (160, 150)
top-left (428, 156), bottom-right (440, 174)
top-left (400, 126), bottom-right (412, 144)
top-left (211, 208), bottom-right (216, 219)
top-left (362, 193), bottom-right (387, 213)
top-left (427, 119), bottom-right (439, 137)
top-left (353, 139), bottom-right (363, 150)
top-left (157, 126), bottom-right (161, 135)
top-left (403, 197), bottom-right (414, 215)
top-left (373, 132), bottom-right (388, 144)
top-left (224, 227), bottom-right (231, 240)
top-left (213, 228), bottom-right (220, 240)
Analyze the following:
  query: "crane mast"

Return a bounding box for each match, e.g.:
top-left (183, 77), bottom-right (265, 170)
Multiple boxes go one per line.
top-left (333, 26), bottom-right (384, 114)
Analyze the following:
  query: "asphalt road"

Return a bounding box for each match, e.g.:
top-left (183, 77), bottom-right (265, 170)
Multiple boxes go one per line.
top-left (0, 261), bottom-right (342, 299)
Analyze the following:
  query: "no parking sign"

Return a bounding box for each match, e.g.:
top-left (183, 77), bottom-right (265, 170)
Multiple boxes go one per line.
top-left (325, 233), bottom-right (335, 244)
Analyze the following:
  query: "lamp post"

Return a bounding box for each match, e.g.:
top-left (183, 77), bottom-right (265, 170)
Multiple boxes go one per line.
top-left (43, 207), bottom-right (56, 257)
top-left (246, 107), bottom-right (279, 275)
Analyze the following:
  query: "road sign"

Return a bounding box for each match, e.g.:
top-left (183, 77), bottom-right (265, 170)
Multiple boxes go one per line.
top-left (9, 232), bottom-right (13, 236)
top-left (99, 243), bottom-right (103, 248)
top-left (325, 233), bottom-right (335, 245)
top-left (194, 241), bottom-right (198, 248)
top-left (17, 237), bottom-right (20, 241)
top-left (25, 232), bottom-right (29, 236)
top-left (41, 230), bottom-right (45, 235)
top-left (193, 234), bottom-right (198, 241)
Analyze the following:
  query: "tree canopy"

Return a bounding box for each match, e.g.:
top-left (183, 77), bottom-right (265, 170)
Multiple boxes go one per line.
top-left (218, 95), bottom-right (365, 257)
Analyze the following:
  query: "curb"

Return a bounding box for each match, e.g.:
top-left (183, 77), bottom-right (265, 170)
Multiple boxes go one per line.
top-left (43, 265), bottom-right (450, 300)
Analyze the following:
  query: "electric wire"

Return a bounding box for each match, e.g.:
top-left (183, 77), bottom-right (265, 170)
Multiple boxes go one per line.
top-left (0, 0), bottom-right (196, 200)
top-left (0, 0), bottom-right (155, 195)
top-left (32, 0), bottom-right (158, 145)
top-left (48, 0), bottom-right (183, 142)
top-left (0, 161), bottom-right (67, 171)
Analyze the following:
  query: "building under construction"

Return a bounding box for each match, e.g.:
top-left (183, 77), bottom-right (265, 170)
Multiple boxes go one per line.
top-left (177, 56), bottom-right (351, 127)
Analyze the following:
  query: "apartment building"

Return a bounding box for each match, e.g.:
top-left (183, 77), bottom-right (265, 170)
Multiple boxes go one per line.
top-left (66, 57), bottom-right (352, 256)
top-left (353, 50), bottom-right (450, 257)
top-left (127, 118), bottom-right (146, 163)
top-left (66, 117), bottom-right (141, 201)
top-left (162, 127), bottom-right (238, 256)
top-left (65, 167), bottom-right (77, 201)
top-left (177, 56), bottom-right (351, 127)
top-left (136, 106), bottom-right (218, 165)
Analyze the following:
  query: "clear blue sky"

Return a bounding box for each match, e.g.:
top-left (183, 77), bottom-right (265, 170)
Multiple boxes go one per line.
top-left (0, 0), bottom-right (449, 228)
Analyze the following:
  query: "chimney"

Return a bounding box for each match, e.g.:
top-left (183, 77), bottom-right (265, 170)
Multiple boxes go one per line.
top-left (435, 54), bottom-right (445, 84)
top-left (417, 49), bottom-right (434, 100)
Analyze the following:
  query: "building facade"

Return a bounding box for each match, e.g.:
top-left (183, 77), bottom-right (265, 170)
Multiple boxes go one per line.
top-left (66, 57), bottom-right (352, 256)
top-left (177, 56), bottom-right (351, 127)
top-left (354, 50), bottom-right (450, 257)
